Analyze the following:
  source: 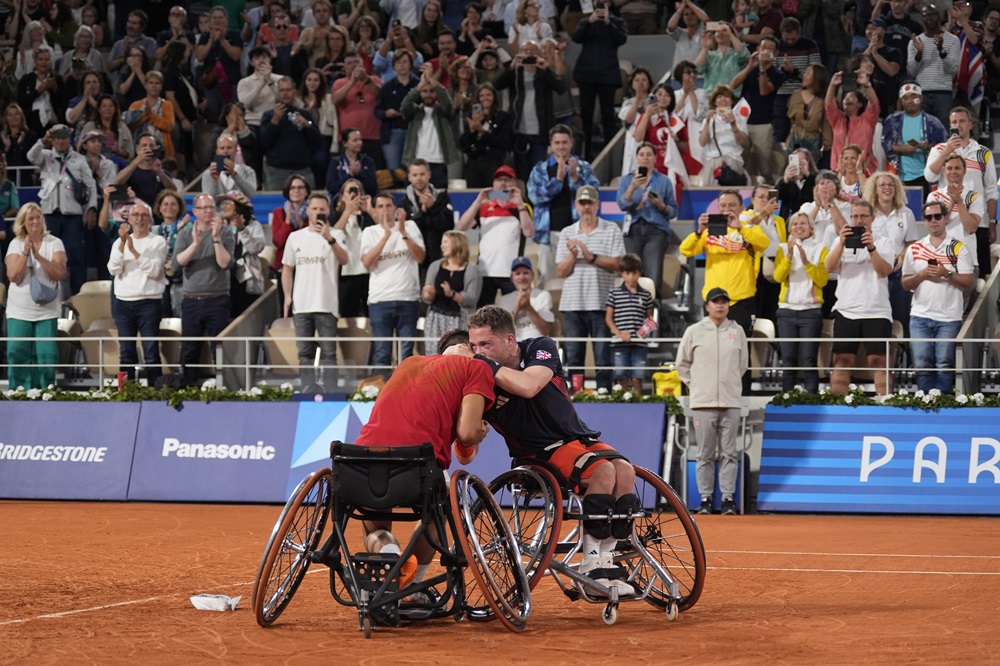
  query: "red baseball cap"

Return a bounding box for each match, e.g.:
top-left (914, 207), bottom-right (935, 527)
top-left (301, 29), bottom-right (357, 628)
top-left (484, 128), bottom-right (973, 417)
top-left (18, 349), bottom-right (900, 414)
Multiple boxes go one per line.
top-left (493, 165), bottom-right (517, 180)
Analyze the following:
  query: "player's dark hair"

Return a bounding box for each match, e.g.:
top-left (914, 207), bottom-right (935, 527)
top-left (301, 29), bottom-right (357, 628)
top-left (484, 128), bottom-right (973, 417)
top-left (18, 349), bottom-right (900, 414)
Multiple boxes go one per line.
top-left (437, 329), bottom-right (470, 354)
top-left (619, 253), bottom-right (643, 273)
top-left (468, 305), bottom-right (516, 337)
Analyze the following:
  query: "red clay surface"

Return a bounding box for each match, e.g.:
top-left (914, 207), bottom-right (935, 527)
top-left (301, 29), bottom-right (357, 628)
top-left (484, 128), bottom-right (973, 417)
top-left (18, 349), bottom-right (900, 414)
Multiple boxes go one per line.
top-left (2, 502), bottom-right (998, 665)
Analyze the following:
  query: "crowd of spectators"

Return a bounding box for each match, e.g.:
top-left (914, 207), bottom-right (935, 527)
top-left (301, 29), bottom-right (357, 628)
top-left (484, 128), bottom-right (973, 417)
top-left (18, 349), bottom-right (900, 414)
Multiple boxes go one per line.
top-left (0, 0), bottom-right (998, 395)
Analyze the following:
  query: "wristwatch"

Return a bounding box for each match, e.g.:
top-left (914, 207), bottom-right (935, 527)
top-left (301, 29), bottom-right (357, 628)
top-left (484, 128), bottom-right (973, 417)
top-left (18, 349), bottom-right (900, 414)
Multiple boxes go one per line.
top-left (328, 237), bottom-right (337, 245)
top-left (401, 235), bottom-right (409, 240)
top-left (588, 253), bottom-right (599, 264)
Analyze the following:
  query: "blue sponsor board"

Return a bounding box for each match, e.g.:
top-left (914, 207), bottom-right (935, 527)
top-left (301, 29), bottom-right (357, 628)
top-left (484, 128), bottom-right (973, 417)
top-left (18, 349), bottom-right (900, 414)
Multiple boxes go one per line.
top-left (129, 402), bottom-right (300, 502)
top-left (283, 402), bottom-right (667, 499)
top-left (465, 402), bottom-right (667, 490)
top-left (758, 405), bottom-right (1000, 514)
top-left (0, 403), bottom-right (140, 500)
top-left (285, 401), bottom-right (373, 497)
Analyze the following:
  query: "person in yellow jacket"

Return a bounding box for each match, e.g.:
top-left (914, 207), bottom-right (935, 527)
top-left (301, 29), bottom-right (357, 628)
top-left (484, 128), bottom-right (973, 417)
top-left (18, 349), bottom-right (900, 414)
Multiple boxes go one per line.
top-left (679, 189), bottom-right (769, 336)
top-left (739, 184), bottom-right (786, 324)
top-left (772, 211), bottom-right (828, 393)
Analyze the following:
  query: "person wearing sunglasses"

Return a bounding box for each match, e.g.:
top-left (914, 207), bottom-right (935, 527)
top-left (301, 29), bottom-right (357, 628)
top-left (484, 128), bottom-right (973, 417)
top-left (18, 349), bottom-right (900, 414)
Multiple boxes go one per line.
top-left (900, 200), bottom-right (974, 393)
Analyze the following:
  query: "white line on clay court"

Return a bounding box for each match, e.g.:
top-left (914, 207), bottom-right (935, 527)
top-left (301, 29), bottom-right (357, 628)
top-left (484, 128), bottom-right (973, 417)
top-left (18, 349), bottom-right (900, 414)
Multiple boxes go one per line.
top-left (710, 549), bottom-right (1000, 560)
top-left (3, 552), bottom-right (998, 628)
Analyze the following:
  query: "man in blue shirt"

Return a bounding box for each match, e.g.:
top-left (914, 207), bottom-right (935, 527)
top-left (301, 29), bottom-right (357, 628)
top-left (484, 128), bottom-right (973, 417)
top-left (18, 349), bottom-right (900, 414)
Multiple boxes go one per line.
top-left (526, 124), bottom-right (598, 287)
top-left (881, 83), bottom-right (946, 195)
top-left (615, 142), bottom-right (678, 297)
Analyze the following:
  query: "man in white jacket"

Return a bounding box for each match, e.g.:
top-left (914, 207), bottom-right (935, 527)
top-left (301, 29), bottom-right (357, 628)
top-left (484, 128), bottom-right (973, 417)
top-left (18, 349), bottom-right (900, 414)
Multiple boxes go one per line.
top-left (676, 287), bottom-right (747, 516)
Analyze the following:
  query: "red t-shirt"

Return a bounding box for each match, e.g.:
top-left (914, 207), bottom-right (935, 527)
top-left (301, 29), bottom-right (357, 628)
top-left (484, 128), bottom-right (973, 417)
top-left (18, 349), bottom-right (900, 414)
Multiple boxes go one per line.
top-left (354, 355), bottom-right (495, 469)
top-left (333, 75), bottom-right (383, 141)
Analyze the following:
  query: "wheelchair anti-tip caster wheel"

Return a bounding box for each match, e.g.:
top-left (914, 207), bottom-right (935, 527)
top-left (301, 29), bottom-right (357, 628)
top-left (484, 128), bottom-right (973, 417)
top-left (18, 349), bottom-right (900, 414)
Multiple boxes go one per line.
top-left (454, 612), bottom-right (466, 622)
top-left (666, 600), bottom-right (678, 621)
top-left (362, 617), bottom-right (373, 638)
top-left (602, 603), bottom-right (618, 626)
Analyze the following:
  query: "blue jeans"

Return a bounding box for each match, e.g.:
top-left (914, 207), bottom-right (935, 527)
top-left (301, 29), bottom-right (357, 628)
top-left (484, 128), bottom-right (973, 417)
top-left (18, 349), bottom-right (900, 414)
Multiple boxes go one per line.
top-left (381, 128), bottom-right (407, 172)
top-left (114, 298), bottom-right (163, 383)
top-left (776, 307), bottom-right (823, 393)
top-left (563, 309), bottom-right (612, 391)
top-left (910, 316), bottom-right (961, 394)
top-left (46, 212), bottom-right (85, 295)
top-left (612, 344), bottom-right (649, 380)
top-left (368, 300), bottom-right (419, 371)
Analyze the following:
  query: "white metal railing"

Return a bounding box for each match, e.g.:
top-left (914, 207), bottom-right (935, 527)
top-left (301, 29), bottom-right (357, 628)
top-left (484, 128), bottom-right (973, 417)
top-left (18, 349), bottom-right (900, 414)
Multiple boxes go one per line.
top-left (3, 332), bottom-right (998, 394)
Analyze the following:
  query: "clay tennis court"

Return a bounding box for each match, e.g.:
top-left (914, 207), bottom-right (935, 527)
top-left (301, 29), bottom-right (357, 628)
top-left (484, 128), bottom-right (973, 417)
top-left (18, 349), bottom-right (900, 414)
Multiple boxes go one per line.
top-left (2, 502), bottom-right (997, 664)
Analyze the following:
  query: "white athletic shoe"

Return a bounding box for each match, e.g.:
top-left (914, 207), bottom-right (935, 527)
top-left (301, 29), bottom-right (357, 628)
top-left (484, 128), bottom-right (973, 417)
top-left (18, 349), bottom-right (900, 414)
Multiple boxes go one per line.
top-left (580, 554), bottom-right (637, 597)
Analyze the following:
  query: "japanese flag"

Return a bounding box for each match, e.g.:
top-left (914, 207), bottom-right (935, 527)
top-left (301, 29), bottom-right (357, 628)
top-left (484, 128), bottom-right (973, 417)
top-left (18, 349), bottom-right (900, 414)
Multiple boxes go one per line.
top-left (732, 98), bottom-right (751, 133)
top-left (667, 113), bottom-right (685, 133)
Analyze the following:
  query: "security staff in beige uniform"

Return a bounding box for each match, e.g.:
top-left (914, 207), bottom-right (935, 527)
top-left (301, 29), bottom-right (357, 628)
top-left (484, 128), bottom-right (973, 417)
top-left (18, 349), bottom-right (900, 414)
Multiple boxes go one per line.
top-left (676, 286), bottom-right (747, 516)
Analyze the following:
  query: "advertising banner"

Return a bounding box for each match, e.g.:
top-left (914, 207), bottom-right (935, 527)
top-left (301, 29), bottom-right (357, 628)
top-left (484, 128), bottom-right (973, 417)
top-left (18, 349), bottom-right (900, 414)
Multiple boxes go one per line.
top-left (464, 402), bottom-right (667, 483)
top-left (758, 405), bottom-right (1000, 514)
top-left (129, 402), bottom-right (300, 502)
top-left (284, 401), bottom-right (374, 498)
top-left (0, 403), bottom-right (140, 500)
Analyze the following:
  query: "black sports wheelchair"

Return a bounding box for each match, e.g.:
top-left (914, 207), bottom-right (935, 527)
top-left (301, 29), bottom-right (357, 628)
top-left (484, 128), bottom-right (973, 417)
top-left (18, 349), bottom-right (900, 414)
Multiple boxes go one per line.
top-left (488, 457), bottom-right (707, 625)
top-left (252, 442), bottom-right (532, 636)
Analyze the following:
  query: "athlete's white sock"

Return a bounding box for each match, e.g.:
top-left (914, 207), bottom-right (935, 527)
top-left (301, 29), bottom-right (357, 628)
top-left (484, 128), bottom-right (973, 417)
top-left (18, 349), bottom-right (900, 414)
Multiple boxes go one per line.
top-left (582, 533), bottom-right (600, 559)
top-left (599, 536), bottom-right (619, 557)
top-left (414, 563), bottom-right (430, 584)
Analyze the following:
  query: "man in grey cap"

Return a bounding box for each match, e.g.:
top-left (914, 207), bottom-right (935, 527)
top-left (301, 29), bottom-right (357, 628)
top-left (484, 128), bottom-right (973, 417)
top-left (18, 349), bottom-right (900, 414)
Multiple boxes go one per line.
top-left (555, 184), bottom-right (624, 391)
top-left (497, 255), bottom-right (554, 339)
top-left (27, 123), bottom-right (98, 295)
top-left (676, 286), bottom-right (747, 516)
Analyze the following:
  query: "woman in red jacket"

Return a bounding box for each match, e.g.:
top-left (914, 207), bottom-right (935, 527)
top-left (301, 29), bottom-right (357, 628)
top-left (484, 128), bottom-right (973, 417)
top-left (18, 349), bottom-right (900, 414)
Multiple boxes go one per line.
top-left (270, 174), bottom-right (311, 278)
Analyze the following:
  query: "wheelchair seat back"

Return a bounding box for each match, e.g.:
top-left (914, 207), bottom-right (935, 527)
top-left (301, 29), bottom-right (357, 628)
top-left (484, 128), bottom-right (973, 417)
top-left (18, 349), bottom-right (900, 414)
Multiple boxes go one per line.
top-left (330, 442), bottom-right (444, 509)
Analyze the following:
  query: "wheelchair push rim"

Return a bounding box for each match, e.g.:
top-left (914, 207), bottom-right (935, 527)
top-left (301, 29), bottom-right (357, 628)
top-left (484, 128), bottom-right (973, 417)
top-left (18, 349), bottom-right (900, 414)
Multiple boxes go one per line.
top-left (488, 466), bottom-right (563, 591)
top-left (626, 465), bottom-right (706, 612)
top-left (450, 469), bottom-right (532, 632)
top-left (252, 468), bottom-right (333, 627)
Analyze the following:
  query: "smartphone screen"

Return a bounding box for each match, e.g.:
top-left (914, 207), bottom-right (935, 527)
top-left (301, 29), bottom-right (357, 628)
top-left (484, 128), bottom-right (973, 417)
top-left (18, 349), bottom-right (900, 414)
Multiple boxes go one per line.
top-left (927, 258), bottom-right (939, 266)
top-left (708, 214), bottom-right (728, 236)
top-left (214, 155), bottom-right (226, 172)
top-left (109, 186), bottom-right (129, 203)
top-left (845, 225), bottom-right (865, 249)
top-left (488, 189), bottom-right (510, 201)
top-left (638, 166), bottom-right (649, 178)
top-left (768, 188), bottom-right (779, 200)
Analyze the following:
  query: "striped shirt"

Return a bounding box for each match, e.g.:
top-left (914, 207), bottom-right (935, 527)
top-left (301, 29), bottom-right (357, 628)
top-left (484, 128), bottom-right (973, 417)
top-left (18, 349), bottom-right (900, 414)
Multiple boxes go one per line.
top-left (923, 139), bottom-right (999, 211)
top-left (556, 218), bottom-right (626, 311)
top-left (606, 284), bottom-right (654, 345)
top-left (776, 37), bottom-right (822, 97)
top-left (906, 32), bottom-right (961, 92)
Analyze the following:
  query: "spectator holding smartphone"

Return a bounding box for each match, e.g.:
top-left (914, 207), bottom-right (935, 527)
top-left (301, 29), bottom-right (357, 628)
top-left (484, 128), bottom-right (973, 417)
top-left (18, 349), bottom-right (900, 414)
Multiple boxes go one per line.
top-left (823, 200), bottom-right (894, 395)
top-left (741, 184), bottom-right (785, 323)
top-left (201, 132), bottom-right (257, 199)
top-left (571, 0), bottom-right (628, 161)
top-left (282, 192), bottom-right (349, 391)
top-left (458, 83), bottom-right (512, 188)
top-left (616, 142), bottom-right (678, 297)
top-left (900, 200), bottom-right (975, 394)
top-left (458, 165), bottom-right (535, 307)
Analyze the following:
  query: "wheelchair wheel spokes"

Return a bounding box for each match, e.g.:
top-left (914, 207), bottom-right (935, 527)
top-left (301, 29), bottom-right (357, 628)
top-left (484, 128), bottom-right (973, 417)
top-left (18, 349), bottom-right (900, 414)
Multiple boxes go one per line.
top-left (628, 466), bottom-right (706, 612)
top-left (489, 466), bottom-right (562, 590)
top-left (252, 468), bottom-right (333, 627)
top-left (450, 470), bottom-right (531, 632)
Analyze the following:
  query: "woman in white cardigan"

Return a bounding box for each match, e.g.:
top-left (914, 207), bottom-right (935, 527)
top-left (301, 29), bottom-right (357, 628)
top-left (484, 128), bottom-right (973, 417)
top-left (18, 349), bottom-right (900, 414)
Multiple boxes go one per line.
top-left (108, 199), bottom-right (168, 384)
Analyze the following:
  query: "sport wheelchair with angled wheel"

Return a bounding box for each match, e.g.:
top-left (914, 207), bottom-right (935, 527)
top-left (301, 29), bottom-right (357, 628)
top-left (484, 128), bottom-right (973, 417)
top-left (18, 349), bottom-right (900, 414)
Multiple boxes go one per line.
top-left (487, 460), bottom-right (706, 626)
top-left (252, 442), bottom-right (531, 636)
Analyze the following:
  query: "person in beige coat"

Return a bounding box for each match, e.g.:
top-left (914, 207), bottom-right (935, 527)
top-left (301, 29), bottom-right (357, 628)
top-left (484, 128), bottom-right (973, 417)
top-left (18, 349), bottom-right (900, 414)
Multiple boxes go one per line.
top-left (676, 286), bottom-right (747, 516)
